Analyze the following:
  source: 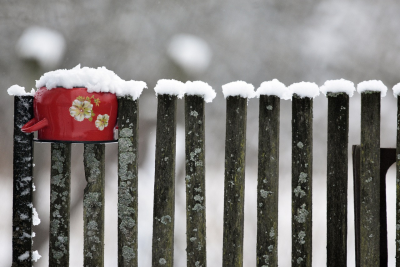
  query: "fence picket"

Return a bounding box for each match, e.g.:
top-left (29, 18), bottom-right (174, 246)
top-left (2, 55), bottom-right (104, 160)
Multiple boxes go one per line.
top-left (117, 97), bottom-right (139, 267)
top-left (257, 95), bottom-right (279, 267)
top-left (326, 93), bottom-right (349, 266)
top-left (292, 94), bottom-right (313, 267)
top-left (83, 144), bottom-right (105, 267)
top-left (222, 96), bottom-right (247, 267)
top-left (12, 96), bottom-right (34, 266)
top-left (152, 94), bottom-right (177, 267)
top-left (360, 92), bottom-right (381, 266)
top-left (49, 143), bottom-right (71, 266)
top-left (397, 96), bottom-right (400, 266)
top-left (185, 95), bottom-right (207, 266)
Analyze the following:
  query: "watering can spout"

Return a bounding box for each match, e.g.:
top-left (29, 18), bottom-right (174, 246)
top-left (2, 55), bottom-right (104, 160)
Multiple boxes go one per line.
top-left (21, 118), bottom-right (49, 133)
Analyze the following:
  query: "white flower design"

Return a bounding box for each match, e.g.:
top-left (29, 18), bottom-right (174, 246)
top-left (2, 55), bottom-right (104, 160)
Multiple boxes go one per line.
top-left (95, 114), bottom-right (109, 131)
top-left (69, 100), bottom-right (93, 121)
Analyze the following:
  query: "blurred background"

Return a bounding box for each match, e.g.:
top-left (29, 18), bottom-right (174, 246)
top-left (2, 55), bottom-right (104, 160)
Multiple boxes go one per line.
top-left (1, 0), bottom-right (400, 266)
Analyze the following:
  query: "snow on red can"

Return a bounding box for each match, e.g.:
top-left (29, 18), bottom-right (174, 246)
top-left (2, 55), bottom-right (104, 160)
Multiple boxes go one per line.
top-left (20, 65), bottom-right (147, 143)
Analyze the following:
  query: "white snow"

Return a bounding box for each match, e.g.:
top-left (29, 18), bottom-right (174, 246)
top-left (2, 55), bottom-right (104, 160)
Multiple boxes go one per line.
top-left (16, 26), bottom-right (66, 69)
top-left (184, 81), bottom-right (216, 103)
top-left (7, 85), bottom-right (35, 96)
top-left (36, 65), bottom-right (147, 99)
top-left (32, 207), bottom-right (41, 226)
top-left (255, 79), bottom-right (291, 100)
top-left (154, 79), bottom-right (185, 98)
top-left (288, 82), bottom-right (320, 99)
top-left (320, 79), bottom-right (355, 97)
top-left (167, 34), bottom-right (212, 76)
top-left (393, 83), bottom-right (400, 97)
top-left (18, 251), bottom-right (29, 261)
top-left (32, 250), bottom-right (42, 262)
top-left (222, 81), bottom-right (255, 99)
top-left (357, 80), bottom-right (387, 97)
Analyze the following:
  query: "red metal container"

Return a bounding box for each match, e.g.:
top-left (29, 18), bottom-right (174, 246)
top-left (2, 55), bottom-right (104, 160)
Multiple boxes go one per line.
top-left (21, 87), bottom-right (118, 142)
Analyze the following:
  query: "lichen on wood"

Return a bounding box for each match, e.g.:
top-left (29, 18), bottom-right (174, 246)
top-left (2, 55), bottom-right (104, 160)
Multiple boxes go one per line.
top-left (222, 96), bottom-right (247, 267)
top-left (326, 93), bottom-right (349, 267)
top-left (118, 97), bottom-right (139, 267)
top-left (292, 94), bottom-right (313, 267)
top-left (185, 95), bottom-right (206, 266)
top-left (152, 94), bottom-right (177, 267)
top-left (257, 95), bottom-right (279, 267)
top-left (49, 142), bottom-right (71, 266)
top-left (12, 96), bottom-right (34, 267)
top-left (83, 144), bottom-right (105, 267)
top-left (360, 92), bottom-right (381, 266)
top-left (397, 96), bottom-right (400, 265)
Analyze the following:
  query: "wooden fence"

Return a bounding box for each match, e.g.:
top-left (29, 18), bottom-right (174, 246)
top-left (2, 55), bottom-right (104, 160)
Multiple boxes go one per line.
top-left (11, 89), bottom-right (398, 266)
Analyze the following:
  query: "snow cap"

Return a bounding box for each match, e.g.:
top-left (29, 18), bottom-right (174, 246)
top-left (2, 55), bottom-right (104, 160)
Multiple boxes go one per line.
top-left (36, 65), bottom-right (147, 100)
top-left (255, 79), bottom-right (291, 100)
top-left (320, 79), bottom-right (355, 97)
top-left (184, 81), bottom-right (216, 103)
top-left (288, 82), bottom-right (320, 99)
top-left (222, 81), bottom-right (255, 99)
top-left (7, 85), bottom-right (35, 96)
top-left (154, 79), bottom-right (185, 98)
top-left (357, 80), bottom-right (387, 97)
top-left (393, 83), bottom-right (400, 97)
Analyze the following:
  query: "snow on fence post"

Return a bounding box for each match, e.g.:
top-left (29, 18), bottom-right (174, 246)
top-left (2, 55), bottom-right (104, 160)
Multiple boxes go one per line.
top-left (289, 82), bottom-right (319, 267)
top-left (83, 143), bottom-right (105, 266)
top-left (222, 81), bottom-right (254, 267)
top-left (117, 82), bottom-right (146, 267)
top-left (321, 80), bottom-right (354, 267)
top-left (152, 80), bottom-right (183, 267)
top-left (10, 86), bottom-right (35, 266)
top-left (184, 81), bottom-right (215, 267)
top-left (255, 80), bottom-right (289, 267)
top-left (49, 143), bottom-right (71, 266)
top-left (357, 80), bottom-right (386, 266)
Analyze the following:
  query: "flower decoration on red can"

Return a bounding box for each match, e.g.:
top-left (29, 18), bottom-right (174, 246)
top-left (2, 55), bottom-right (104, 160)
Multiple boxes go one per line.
top-left (69, 95), bottom-right (109, 130)
top-left (95, 114), bottom-right (109, 131)
top-left (69, 99), bottom-right (93, 121)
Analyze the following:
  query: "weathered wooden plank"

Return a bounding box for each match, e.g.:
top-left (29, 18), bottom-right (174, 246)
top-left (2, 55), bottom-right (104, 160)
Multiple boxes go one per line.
top-left (152, 94), bottom-right (177, 267)
top-left (222, 96), bottom-right (247, 267)
top-left (49, 142), bottom-right (71, 266)
top-left (12, 96), bottom-right (34, 267)
top-left (117, 97), bottom-right (139, 267)
top-left (292, 94), bottom-right (313, 267)
top-left (326, 93), bottom-right (349, 267)
top-left (360, 92), bottom-right (381, 266)
top-left (185, 95), bottom-right (207, 267)
top-left (257, 95), bottom-right (279, 267)
top-left (397, 96), bottom-right (400, 266)
top-left (83, 143), bottom-right (105, 267)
